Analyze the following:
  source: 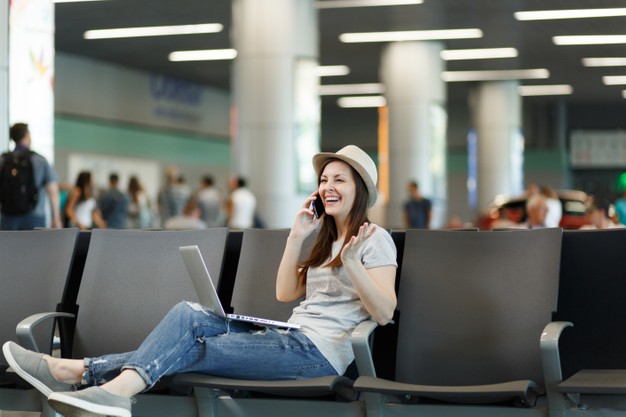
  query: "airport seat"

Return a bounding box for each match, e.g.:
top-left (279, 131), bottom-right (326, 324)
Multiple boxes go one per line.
top-left (227, 228), bottom-right (302, 321)
top-left (215, 230), bottom-right (243, 313)
top-left (173, 228), bottom-right (375, 417)
top-left (370, 228), bottom-right (478, 381)
top-left (0, 228), bottom-right (79, 412)
top-left (353, 228), bottom-right (564, 417)
top-left (554, 228), bottom-right (626, 413)
top-left (369, 230), bottom-right (404, 381)
top-left (56, 229), bottom-right (92, 358)
top-left (68, 228), bottom-right (229, 417)
top-left (71, 228), bottom-right (229, 358)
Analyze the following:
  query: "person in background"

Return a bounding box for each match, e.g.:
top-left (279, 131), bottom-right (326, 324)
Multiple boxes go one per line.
top-left (197, 175), bottom-right (225, 227)
top-left (580, 199), bottom-right (623, 230)
top-left (0, 123), bottom-right (62, 230)
top-left (163, 198), bottom-right (207, 230)
top-left (157, 165), bottom-right (191, 227)
top-left (522, 194), bottom-right (548, 229)
top-left (614, 189), bottom-right (626, 226)
top-left (98, 173), bottom-right (129, 229)
top-left (127, 176), bottom-right (152, 229)
top-left (226, 176), bottom-right (257, 229)
top-left (65, 171), bottom-right (106, 230)
top-left (444, 214), bottom-right (466, 229)
top-left (541, 185), bottom-right (562, 228)
top-left (58, 180), bottom-right (72, 227)
top-left (2, 145), bottom-right (397, 417)
top-left (403, 180), bottom-right (431, 229)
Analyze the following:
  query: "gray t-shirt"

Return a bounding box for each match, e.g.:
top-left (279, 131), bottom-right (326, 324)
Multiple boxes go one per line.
top-left (288, 226), bottom-right (397, 374)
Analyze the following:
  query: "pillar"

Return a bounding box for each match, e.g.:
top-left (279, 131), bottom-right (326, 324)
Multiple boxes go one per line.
top-left (1, 0), bottom-right (8, 151)
top-left (231, 0), bottom-right (319, 228)
top-left (470, 81), bottom-right (523, 212)
top-left (8, 0), bottom-right (55, 162)
top-left (381, 41), bottom-right (447, 229)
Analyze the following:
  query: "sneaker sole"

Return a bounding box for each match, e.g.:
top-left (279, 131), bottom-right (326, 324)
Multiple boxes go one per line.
top-left (2, 342), bottom-right (53, 397)
top-left (49, 393), bottom-right (131, 417)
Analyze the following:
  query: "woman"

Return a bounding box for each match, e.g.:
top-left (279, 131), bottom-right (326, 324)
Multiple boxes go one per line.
top-left (65, 171), bottom-right (106, 230)
top-left (127, 176), bottom-right (152, 229)
top-left (3, 145), bottom-right (397, 417)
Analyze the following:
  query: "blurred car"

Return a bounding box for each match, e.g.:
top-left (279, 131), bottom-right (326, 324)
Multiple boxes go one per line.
top-left (477, 189), bottom-right (591, 230)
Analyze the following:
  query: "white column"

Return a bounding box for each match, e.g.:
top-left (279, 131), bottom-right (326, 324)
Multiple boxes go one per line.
top-left (232, 0), bottom-right (319, 228)
top-left (381, 41), bottom-right (447, 229)
top-left (0, 0), bottom-right (8, 151)
top-left (470, 81), bottom-right (523, 212)
top-left (9, 0), bottom-right (55, 162)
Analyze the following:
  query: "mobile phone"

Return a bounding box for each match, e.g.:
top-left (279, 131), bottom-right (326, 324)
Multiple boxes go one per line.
top-left (311, 196), bottom-right (325, 219)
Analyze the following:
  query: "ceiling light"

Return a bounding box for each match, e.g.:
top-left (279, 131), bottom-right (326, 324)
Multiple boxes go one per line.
top-left (316, 65), bottom-right (351, 77)
top-left (441, 48), bottom-right (518, 61)
top-left (337, 96), bottom-right (387, 108)
top-left (54, 0), bottom-right (107, 2)
top-left (518, 85), bottom-right (573, 96)
top-left (320, 83), bottom-right (385, 95)
top-left (515, 8), bottom-right (626, 21)
top-left (316, 0), bottom-right (422, 8)
top-left (553, 35), bottom-right (626, 46)
top-left (622, 91), bottom-right (626, 99)
top-left (442, 69), bottom-right (550, 82)
top-left (582, 57), bottom-right (626, 67)
top-left (602, 75), bottom-right (626, 85)
top-left (169, 49), bottom-right (237, 62)
top-left (339, 28), bottom-right (482, 43)
top-left (84, 23), bottom-right (223, 40)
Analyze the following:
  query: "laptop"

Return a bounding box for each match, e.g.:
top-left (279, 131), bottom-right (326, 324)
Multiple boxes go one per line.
top-left (179, 245), bottom-right (300, 329)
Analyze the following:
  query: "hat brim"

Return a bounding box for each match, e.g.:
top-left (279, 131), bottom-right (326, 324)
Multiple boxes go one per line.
top-left (312, 152), bottom-right (378, 208)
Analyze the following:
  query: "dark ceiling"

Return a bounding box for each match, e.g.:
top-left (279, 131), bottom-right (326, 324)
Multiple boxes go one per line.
top-left (55, 0), bottom-right (626, 116)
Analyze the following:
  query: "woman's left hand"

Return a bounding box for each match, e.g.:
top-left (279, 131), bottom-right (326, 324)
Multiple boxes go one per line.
top-left (341, 222), bottom-right (376, 264)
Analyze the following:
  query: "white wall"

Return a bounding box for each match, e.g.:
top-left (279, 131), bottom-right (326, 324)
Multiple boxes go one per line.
top-left (55, 52), bottom-right (231, 138)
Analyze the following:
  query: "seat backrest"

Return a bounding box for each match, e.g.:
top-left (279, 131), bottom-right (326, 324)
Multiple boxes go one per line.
top-left (395, 228), bottom-right (562, 386)
top-left (72, 228), bottom-right (229, 358)
top-left (229, 228), bottom-right (315, 321)
top-left (555, 228), bottom-right (626, 379)
top-left (0, 228), bottom-right (79, 366)
top-left (370, 229), bottom-right (404, 381)
top-left (215, 230), bottom-right (243, 313)
top-left (57, 230), bottom-right (92, 357)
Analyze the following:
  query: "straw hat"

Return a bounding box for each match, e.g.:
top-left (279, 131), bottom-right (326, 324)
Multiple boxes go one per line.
top-left (312, 145), bottom-right (378, 208)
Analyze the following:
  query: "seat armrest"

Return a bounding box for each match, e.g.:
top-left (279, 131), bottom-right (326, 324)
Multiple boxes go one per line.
top-left (351, 320), bottom-right (378, 378)
top-left (540, 321), bottom-right (573, 413)
top-left (17, 312), bottom-right (76, 352)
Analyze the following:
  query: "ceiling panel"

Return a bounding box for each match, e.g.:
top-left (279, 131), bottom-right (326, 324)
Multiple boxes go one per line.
top-left (54, 0), bottom-right (626, 109)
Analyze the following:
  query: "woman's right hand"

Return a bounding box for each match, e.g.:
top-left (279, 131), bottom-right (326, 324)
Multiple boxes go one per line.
top-left (289, 192), bottom-right (323, 241)
top-left (278, 193), bottom-right (320, 302)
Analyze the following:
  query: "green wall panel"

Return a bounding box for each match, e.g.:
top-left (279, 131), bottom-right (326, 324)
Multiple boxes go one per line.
top-left (55, 116), bottom-right (231, 166)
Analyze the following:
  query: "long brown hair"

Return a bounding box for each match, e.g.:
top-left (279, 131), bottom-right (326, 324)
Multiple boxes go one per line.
top-left (74, 171), bottom-right (93, 202)
top-left (297, 158), bottom-right (370, 283)
top-left (128, 176), bottom-right (143, 203)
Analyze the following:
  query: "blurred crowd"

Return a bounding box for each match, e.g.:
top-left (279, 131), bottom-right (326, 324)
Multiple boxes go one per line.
top-left (58, 166), bottom-right (259, 231)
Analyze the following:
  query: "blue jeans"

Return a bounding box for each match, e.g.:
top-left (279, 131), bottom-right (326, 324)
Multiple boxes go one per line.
top-left (83, 301), bottom-right (336, 390)
top-left (0, 213), bottom-right (46, 230)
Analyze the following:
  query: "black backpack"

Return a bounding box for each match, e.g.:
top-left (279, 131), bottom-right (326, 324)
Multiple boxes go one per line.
top-left (0, 150), bottom-right (39, 215)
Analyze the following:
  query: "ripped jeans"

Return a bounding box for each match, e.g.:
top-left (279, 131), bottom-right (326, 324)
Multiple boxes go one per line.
top-left (82, 301), bottom-right (336, 390)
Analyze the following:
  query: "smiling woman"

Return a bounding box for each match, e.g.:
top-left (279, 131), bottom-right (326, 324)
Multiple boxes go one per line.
top-left (3, 145), bottom-right (398, 417)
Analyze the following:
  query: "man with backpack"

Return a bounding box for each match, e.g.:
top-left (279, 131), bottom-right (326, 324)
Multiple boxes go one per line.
top-left (0, 123), bottom-right (62, 230)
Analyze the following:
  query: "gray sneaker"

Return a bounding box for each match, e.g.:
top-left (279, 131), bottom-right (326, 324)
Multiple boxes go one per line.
top-left (48, 387), bottom-right (133, 417)
top-left (2, 341), bottom-right (73, 396)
